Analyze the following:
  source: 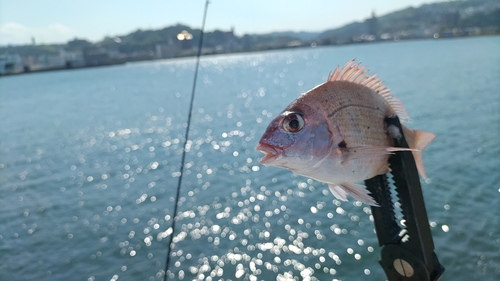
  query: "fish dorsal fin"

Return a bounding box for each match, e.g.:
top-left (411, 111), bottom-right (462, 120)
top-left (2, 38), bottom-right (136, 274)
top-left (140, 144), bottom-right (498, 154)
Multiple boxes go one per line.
top-left (328, 59), bottom-right (410, 123)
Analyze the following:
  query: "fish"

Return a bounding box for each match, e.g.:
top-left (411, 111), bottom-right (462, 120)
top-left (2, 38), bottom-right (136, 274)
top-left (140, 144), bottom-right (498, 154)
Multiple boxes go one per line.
top-left (255, 59), bottom-right (435, 206)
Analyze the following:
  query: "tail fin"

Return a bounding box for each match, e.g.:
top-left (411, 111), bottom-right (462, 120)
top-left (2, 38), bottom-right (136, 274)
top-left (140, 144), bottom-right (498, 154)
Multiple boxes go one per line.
top-left (409, 130), bottom-right (435, 179)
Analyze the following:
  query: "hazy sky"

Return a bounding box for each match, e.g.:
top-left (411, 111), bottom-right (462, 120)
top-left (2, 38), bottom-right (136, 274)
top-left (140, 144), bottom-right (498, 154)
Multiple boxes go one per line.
top-left (0, 0), bottom-right (440, 46)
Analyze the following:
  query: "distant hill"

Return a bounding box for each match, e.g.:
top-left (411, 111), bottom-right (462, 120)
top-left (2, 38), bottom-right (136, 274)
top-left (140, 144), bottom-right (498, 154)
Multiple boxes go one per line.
top-left (97, 24), bottom-right (199, 54)
top-left (318, 0), bottom-right (500, 42)
top-left (250, 31), bottom-right (321, 41)
top-left (226, 0), bottom-right (500, 45)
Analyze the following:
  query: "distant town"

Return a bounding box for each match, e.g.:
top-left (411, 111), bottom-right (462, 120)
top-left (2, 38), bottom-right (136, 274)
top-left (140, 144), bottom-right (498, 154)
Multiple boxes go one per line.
top-left (1, 0), bottom-right (499, 76)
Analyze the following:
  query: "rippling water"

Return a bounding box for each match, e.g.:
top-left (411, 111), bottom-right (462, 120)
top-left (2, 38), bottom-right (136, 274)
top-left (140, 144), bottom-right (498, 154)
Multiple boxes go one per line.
top-left (1, 36), bottom-right (499, 281)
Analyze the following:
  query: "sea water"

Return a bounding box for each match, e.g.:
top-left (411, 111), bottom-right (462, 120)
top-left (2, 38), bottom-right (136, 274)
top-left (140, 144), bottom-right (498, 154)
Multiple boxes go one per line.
top-left (1, 36), bottom-right (499, 280)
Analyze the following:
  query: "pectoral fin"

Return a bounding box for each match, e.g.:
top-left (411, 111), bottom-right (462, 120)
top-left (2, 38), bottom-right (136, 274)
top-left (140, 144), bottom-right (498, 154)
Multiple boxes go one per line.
top-left (328, 182), bottom-right (379, 206)
top-left (328, 184), bottom-right (348, 202)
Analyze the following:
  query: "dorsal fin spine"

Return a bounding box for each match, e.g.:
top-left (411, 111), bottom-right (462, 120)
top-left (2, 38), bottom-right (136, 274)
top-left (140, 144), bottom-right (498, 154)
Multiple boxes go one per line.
top-left (345, 62), bottom-right (361, 80)
top-left (350, 66), bottom-right (366, 82)
top-left (328, 66), bottom-right (341, 81)
top-left (362, 74), bottom-right (378, 85)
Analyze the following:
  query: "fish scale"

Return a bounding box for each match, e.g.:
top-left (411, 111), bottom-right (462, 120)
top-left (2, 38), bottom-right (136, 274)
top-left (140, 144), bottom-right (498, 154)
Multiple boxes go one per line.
top-left (334, 109), bottom-right (389, 146)
top-left (320, 83), bottom-right (392, 148)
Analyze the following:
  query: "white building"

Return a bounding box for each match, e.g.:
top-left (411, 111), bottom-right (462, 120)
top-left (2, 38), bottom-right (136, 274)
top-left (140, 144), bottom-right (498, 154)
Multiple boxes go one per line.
top-left (0, 54), bottom-right (24, 75)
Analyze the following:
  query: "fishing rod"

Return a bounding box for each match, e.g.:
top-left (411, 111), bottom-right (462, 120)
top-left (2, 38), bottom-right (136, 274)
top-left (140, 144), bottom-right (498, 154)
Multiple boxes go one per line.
top-left (163, 1), bottom-right (210, 280)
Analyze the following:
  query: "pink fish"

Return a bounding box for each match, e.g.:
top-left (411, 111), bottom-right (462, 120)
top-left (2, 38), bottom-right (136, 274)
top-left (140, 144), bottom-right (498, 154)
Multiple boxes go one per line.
top-left (256, 59), bottom-right (435, 206)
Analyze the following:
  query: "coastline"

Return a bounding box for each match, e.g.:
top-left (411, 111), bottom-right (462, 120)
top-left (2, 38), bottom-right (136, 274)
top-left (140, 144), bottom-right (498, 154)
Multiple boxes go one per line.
top-left (1, 34), bottom-right (498, 78)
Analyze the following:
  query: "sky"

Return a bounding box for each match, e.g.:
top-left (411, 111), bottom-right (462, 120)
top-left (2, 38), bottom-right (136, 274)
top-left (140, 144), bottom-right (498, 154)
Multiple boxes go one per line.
top-left (0, 0), bottom-right (441, 46)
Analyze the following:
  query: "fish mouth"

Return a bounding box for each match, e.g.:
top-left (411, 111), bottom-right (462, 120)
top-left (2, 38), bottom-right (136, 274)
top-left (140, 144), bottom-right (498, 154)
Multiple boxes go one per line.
top-left (255, 143), bottom-right (281, 164)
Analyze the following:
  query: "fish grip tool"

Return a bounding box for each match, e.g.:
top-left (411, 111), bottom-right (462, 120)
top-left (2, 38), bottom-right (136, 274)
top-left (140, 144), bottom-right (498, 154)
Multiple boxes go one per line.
top-left (364, 115), bottom-right (445, 281)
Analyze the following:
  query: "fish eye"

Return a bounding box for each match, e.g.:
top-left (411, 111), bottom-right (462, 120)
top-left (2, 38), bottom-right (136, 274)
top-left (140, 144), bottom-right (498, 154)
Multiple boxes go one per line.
top-left (281, 112), bottom-right (304, 133)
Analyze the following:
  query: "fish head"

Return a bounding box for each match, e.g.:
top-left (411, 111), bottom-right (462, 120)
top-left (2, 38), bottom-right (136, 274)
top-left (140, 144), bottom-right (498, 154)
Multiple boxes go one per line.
top-left (256, 102), bottom-right (333, 172)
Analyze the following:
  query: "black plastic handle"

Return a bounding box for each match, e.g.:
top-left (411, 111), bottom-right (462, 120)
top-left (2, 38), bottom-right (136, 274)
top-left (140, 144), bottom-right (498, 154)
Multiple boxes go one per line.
top-left (364, 115), bottom-right (444, 281)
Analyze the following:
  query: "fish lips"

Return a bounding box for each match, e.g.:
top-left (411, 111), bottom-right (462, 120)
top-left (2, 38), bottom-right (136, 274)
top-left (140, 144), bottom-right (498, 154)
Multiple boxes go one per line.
top-left (255, 142), bottom-right (281, 164)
